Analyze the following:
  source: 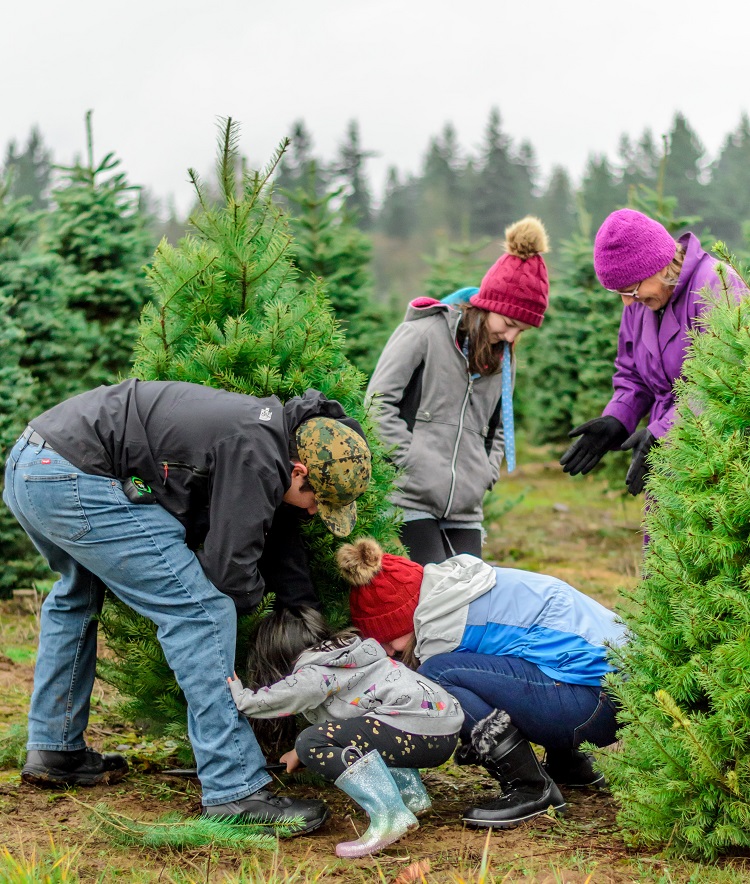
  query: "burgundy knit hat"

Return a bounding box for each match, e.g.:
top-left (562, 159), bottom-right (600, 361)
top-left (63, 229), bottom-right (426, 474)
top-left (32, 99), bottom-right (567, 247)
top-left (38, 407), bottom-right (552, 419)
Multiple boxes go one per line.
top-left (337, 538), bottom-right (423, 644)
top-left (593, 209), bottom-right (677, 291)
top-left (470, 216), bottom-right (550, 328)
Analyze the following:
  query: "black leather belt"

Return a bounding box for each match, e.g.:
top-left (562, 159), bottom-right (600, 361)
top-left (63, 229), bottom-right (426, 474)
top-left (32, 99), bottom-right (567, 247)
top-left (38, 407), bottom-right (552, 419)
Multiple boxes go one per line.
top-left (22, 426), bottom-right (52, 449)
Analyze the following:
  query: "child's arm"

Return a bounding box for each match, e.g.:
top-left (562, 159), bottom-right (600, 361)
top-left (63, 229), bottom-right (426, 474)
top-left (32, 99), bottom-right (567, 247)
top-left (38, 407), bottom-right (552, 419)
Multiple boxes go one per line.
top-left (228, 667), bottom-right (336, 719)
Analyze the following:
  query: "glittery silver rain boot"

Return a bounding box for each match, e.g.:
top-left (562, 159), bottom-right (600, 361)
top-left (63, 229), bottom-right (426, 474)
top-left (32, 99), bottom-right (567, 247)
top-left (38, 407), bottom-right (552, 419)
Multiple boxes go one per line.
top-left (334, 749), bottom-right (419, 858)
top-left (389, 767), bottom-right (432, 816)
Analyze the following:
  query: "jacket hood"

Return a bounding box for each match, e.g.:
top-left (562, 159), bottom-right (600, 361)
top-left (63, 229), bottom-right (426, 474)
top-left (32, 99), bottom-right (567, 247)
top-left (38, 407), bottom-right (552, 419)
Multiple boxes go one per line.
top-left (296, 635), bottom-right (386, 670)
top-left (414, 555), bottom-right (497, 661)
top-left (404, 297), bottom-right (463, 330)
top-left (283, 390), bottom-right (348, 437)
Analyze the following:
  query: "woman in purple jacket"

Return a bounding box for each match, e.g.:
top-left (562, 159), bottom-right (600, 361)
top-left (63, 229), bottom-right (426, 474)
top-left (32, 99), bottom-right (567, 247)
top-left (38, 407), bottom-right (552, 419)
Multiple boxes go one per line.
top-left (560, 208), bottom-right (744, 494)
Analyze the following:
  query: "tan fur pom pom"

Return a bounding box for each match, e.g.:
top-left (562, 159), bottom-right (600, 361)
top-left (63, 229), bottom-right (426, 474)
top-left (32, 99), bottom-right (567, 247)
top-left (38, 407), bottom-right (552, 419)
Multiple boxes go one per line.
top-left (336, 537), bottom-right (384, 585)
top-left (504, 216), bottom-right (549, 260)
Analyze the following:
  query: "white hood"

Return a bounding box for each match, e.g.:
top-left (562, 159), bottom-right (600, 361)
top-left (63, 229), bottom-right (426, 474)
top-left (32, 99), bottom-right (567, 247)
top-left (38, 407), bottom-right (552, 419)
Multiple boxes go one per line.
top-left (413, 554), bottom-right (496, 662)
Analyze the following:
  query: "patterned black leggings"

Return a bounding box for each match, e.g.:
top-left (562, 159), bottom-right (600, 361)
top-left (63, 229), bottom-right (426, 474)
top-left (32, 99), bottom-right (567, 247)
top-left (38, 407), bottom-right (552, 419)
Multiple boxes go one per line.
top-left (295, 717), bottom-right (458, 782)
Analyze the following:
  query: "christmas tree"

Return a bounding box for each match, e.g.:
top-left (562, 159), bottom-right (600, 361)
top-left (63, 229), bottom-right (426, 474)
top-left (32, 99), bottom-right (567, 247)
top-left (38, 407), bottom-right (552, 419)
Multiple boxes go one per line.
top-left (283, 163), bottom-right (395, 376)
top-left (422, 235), bottom-right (492, 301)
top-left (97, 119), bottom-right (400, 744)
top-left (43, 111), bottom-right (154, 388)
top-left (596, 246), bottom-right (750, 858)
top-left (0, 184), bottom-right (89, 596)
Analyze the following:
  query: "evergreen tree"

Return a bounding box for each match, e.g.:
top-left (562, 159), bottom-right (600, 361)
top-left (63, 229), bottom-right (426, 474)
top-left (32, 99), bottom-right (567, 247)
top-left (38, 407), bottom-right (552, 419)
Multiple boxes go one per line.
top-left (519, 221), bottom-right (609, 445)
top-left (419, 123), bottom-right (466, 239)
top-left (97, 120), bottom-right (400, 742)
top-left (580, 154), bottom-right (625, 231)
top-left (706, 114), bottom-right (750, 247)
top-left (536, 166), bottom-right (577, 266)
top-left (422, 235), bottom-right (491, 300)
top-left (2, 127), bottom-right (53, 210)
top-left (596, 247), bottom-right (750, 858)
top-left (0, 184), bottom-right (84, 596)
top-left (283, 163), bottom-right (395, 376)
top-left (617, 129), bottom-right (659, 195)
top-left (663, 113), bottom-right (707, 220)
top-left (43, 112), bottom-right (154, 387)
top-left (378, 166), bottom-right (419, 239)
top-left (471, 108), bottom-right (530, 236)
top-left (333, 120), bottom-right (375, 230)
top-left (274, 119), bottom-right (325, 208)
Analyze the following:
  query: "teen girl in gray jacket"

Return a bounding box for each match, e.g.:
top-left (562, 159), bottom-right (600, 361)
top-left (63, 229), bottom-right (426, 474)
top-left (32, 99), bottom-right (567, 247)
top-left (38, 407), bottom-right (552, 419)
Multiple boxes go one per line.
top-left (367, 217), bottom-right (550, 565)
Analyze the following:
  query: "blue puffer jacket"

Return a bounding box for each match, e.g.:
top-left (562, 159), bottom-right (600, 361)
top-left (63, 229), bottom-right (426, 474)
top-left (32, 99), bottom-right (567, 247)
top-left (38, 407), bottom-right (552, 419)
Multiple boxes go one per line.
top-left (412, 555), bottom-right (626, 686)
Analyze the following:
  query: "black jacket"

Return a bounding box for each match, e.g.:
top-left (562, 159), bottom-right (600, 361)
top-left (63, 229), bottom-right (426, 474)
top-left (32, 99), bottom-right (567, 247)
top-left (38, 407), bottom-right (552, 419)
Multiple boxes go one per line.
top-left (31, 379), bottom-right (349, 612)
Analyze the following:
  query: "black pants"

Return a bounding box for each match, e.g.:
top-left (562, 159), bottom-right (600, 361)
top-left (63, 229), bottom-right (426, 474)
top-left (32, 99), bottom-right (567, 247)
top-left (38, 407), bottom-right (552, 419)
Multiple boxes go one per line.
top-left (295, 717), bottom-right (458, 781)
top-left (400, 519), bottom-right (482, 566)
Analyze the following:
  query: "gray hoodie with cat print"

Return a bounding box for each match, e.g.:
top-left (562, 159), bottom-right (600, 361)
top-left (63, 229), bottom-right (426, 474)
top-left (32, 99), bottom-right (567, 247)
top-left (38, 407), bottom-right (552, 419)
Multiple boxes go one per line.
top-left (229, 636), bottom-right (463, 736)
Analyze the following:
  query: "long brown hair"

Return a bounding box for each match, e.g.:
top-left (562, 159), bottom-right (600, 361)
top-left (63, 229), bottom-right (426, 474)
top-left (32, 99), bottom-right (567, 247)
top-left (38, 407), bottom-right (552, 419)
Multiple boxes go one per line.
top-left (458, 305), bottom-right (504, 376)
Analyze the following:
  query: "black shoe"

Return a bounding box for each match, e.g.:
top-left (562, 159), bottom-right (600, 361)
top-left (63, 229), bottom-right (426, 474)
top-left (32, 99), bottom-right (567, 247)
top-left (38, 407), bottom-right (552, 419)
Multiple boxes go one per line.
top-left (202, 788), bottom-right (329, 834)
top-left (463, 711), bottom-right (566, 829)
top-left (543, 749), bottom-right (606, 789)
top-left (22, 748), bottom-right (129, 788)
top-left (462, 780), bottom-right (566, 829)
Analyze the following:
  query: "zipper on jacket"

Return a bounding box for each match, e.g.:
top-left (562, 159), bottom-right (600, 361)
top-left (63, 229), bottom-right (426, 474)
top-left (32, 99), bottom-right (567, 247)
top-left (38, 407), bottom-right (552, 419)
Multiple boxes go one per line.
top-left (442, 374), bottom-right (473, 518)
top-left (161, 461), bottom-right (209, 485)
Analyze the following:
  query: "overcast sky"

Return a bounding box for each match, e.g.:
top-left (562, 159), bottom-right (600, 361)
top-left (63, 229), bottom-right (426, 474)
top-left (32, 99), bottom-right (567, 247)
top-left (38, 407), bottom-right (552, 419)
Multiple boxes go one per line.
top-left (3, 0), bottom-right (749, 214)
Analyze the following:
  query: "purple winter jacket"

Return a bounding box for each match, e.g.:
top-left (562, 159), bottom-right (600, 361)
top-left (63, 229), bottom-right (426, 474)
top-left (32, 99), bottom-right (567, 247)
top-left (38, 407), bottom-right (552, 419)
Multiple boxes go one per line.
top-left (602, 232), bottom-right (745, 439)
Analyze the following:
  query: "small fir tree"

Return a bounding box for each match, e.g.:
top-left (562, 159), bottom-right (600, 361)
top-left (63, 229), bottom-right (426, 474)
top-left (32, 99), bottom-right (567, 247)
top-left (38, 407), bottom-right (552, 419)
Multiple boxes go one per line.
top-left (596, 247), bottom-right (750, 859)
top-left (2, 127), bottom-right (53, 210)
top-left (422, 235), bottom-right (492, 300)
top-left (43, 111), bottom-right (154, 387)
top-left (0, 184), bottom-right (91, 595)
top-left (283, 163), bottom-right (395, 376)
top-left (97, 119), bottom-right (400, 743)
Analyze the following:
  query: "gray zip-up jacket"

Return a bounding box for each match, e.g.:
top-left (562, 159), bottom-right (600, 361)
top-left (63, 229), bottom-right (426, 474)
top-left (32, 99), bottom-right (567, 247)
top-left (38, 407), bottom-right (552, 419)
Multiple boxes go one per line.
top-left (366, 299), bottom-right (506, 521)
top-left (229, 636), bottom-right (463, 736)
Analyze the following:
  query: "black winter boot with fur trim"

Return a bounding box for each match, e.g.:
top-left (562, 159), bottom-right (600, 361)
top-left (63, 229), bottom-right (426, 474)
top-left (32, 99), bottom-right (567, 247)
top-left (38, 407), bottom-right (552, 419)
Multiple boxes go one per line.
top-left (462, 710), bottom-right (566, 829)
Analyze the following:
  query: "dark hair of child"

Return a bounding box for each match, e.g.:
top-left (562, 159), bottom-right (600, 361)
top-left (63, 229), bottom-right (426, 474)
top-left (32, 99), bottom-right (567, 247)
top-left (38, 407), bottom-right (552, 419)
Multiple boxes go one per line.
top-left (247, 607), bottom-right (360, 689)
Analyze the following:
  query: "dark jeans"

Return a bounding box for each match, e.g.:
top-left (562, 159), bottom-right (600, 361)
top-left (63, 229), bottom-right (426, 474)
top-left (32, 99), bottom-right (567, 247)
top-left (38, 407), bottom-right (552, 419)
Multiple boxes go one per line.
top-left (419, 653), bottom-right (618, 751)
top-left (295, 717), bottom-right (458, 782)
top-left (400, 520), bottom-right (482, 566)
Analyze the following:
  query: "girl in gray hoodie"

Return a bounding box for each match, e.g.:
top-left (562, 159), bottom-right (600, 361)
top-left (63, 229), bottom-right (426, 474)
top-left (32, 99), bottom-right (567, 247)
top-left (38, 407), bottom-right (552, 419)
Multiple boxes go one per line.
top-left (228, 607), bottom-right (462, 858)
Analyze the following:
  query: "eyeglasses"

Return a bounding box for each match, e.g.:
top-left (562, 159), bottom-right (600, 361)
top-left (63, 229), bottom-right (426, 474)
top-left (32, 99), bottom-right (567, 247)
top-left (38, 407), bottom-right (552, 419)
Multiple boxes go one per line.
top-left (607, 282), bottom-right (642, 299)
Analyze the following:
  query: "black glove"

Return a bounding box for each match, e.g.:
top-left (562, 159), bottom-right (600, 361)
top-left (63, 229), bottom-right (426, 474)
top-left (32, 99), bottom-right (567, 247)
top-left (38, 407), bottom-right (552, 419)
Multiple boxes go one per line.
top-left (559, 416), bottom-right (628, 476)
top-left (621, 428), bottom-right (656, 495)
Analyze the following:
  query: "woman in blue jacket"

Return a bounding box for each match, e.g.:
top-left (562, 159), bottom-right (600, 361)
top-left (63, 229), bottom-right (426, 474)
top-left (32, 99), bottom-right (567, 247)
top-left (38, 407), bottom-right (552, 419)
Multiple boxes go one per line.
top-left (338, 538), bottom-right (624, 830)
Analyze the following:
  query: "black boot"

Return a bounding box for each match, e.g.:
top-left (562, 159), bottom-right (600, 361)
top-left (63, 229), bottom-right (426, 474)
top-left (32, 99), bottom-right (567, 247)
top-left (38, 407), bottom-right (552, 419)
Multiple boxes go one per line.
top-left (463, 710), bottom-right (565, 829)
top-left (543, 748), bottom-right (606, 789)
top-left (22, 748), bottom-right (129, 788)
top-left (202, 788), bottom-right (328, 835)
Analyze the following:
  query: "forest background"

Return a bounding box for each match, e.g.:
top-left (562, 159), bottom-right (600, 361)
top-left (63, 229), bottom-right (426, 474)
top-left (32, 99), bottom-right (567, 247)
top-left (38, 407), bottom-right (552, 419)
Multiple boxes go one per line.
top-left (2, 106), bottom-right (750, 596)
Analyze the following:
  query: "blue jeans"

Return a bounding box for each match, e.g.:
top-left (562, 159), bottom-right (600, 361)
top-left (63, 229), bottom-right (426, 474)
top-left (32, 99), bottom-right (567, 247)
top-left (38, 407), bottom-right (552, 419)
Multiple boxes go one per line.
top-left (3, 437), bottom-right (270, 805)
top-left (419, 652), bottom-right (618, 750)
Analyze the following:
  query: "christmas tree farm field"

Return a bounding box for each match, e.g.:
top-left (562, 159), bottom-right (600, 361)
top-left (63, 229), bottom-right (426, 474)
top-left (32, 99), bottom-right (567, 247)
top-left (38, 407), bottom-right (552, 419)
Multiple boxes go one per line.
top-left (2, 459), bottom-right (750, 883)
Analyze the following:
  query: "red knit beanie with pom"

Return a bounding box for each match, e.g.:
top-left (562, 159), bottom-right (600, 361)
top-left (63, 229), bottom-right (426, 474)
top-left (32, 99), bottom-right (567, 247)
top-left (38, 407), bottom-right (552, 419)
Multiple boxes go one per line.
top-left (337, 538), bottom-right (423, 644)
top-left (470, 216), bottom-right (550, 327)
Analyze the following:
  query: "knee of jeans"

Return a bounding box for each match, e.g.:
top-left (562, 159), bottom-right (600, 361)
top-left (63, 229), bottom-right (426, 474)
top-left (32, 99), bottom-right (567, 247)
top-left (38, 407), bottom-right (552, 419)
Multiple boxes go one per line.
top-left (418, 656), bottom-right (452, 685)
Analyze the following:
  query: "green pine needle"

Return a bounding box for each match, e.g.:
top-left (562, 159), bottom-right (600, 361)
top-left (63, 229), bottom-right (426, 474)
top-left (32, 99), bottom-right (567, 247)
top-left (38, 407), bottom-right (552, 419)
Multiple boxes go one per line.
top-left (87, 803), bottom-right (301, 849)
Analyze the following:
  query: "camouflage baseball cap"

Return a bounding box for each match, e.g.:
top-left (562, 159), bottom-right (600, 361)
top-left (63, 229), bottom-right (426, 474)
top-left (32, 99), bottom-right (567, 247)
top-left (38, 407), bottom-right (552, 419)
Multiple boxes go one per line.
top-left (296, 417), bottom-right (372, 537)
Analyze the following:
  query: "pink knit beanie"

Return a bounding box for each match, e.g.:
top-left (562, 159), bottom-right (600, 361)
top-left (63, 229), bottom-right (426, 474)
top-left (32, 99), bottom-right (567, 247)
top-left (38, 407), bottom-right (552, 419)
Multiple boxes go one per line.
top-left (470, 217), bottom-right (550, 328)
top-left (594, 209), bottom-right (677, 291)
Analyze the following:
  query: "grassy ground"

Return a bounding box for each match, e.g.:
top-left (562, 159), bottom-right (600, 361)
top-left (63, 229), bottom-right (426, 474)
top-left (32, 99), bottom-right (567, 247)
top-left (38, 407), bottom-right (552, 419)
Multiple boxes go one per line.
top-left (1, 450), bottom-right (749, 882)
